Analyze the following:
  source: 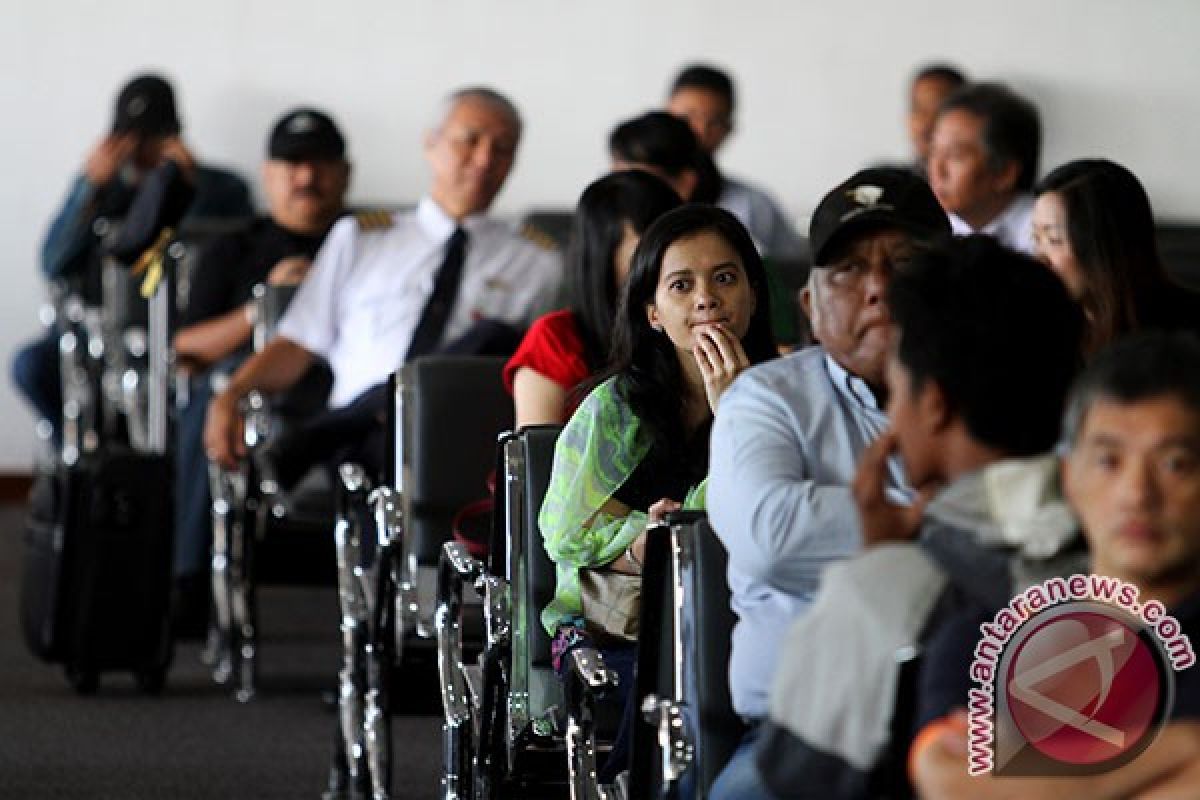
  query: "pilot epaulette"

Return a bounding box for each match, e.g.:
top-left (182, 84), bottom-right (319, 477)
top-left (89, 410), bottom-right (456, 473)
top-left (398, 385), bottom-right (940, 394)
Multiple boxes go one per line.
top-left (355, 210), bottom-right (394, 232)
top-left (519, 222), bottom-right (559, 252)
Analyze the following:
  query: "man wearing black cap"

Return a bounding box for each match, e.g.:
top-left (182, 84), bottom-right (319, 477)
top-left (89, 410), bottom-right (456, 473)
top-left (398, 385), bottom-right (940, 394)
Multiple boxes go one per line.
top-left (174, 108), bottom-right (350, 369)
top-left (11, 73), bottom-right (251, 441)
top-left (169, 108), bottom-right (351, 629)
top-left (705, 168), bottom-right (951, 799)
top-left (43, 72), bottom-right (252, 284)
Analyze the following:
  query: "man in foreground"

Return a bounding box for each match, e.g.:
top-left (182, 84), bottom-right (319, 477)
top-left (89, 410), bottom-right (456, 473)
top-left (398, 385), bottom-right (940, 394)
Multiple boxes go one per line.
top-left (913, 332), bottom-right (1200, 799)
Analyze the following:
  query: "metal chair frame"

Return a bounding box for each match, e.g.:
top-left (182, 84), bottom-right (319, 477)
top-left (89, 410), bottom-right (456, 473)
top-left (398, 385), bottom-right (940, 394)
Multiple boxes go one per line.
top-left (328, 358), bottom-right (510, 800)
top-left (205, 282), bottom-right (336, 701)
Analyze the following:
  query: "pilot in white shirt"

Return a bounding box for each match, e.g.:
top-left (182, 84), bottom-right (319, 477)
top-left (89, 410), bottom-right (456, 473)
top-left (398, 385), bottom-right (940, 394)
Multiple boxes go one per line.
top-left (204, 86), bottom-right (561, 467)
top-left (280, 196), bottom-right (558, 407)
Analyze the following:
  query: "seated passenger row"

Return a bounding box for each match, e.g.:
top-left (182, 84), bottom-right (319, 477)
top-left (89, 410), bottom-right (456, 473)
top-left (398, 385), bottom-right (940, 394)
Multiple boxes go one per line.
top-left (13, 62), bottom-right (1200, 800)
top-left (528, 160), bottom-right (1200, 798)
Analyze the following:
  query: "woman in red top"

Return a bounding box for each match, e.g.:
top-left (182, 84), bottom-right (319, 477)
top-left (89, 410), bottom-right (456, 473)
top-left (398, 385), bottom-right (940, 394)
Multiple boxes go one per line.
top-left (504, 170), bottom-right (681, 426)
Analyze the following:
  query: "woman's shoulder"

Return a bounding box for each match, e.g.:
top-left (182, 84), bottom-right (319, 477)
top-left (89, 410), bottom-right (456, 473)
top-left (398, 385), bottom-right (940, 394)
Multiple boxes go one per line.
top-left (572, 375), bottom-right (624, 417)
top-left (555, 376), bottom-right (649, 492)
top-left (539, 308), bottom-right (581, 330)
top-left (504, 309), bottom-right (588, 392)
top-left (565, 377), bottom-right (643, 445)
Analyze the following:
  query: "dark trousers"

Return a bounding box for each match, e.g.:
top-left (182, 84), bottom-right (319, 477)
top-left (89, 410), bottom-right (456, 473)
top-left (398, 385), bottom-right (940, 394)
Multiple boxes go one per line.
top-left (264, 318), bottom-right (525, 490)
top-left (174, 373), bottom-right (214, 578)
top-left (263, 382), bottom-right (390, 491)
top-left (11, 330), bottom-right (62, 442)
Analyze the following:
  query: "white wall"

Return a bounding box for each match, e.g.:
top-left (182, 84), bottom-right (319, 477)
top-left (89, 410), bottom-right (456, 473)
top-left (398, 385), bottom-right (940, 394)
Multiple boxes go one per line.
top-left (2, 0), bottom-right (1197, 469)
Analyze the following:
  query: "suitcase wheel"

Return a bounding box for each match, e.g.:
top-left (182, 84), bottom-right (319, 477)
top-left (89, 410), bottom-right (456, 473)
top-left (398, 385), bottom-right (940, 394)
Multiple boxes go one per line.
top-left (65, 664), bottom-right (98, 695)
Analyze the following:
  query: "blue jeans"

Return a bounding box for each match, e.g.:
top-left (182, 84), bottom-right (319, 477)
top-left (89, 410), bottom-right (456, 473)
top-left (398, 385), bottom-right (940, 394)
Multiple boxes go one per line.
top-left (173, 373), bottom-right (213, 578)
top-left (708, 724), bottom-right (779, 800)
top-left (11, 330), bottom-right (62, 442)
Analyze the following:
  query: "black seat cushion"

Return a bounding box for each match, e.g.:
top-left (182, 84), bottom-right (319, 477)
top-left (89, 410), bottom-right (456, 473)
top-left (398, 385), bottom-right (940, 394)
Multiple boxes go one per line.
top-left (403, 356), bottom-right (513, 566)
top-left (691, 518), bottom-right (748, 795)
top-left (520, 425), bottom-right (561, 668)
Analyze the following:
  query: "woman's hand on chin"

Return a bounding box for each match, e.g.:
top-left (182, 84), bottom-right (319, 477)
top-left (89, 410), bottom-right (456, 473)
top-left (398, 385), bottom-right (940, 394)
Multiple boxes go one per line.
top-left (693, 323), bottom-right (751, 414)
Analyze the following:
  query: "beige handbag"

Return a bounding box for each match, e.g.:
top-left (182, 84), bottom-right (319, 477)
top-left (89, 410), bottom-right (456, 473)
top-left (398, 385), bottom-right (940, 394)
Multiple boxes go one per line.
top-left (579, 567), bottom-right (641, 643)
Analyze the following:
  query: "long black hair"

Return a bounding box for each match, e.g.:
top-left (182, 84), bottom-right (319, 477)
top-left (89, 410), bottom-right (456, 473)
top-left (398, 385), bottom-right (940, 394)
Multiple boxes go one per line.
top-left (1035, 159), bottom-right (1173, 352)
top-left (565, 171), bottom-right (682, 372)
top-left (608, 204), bottom-right (777, 451)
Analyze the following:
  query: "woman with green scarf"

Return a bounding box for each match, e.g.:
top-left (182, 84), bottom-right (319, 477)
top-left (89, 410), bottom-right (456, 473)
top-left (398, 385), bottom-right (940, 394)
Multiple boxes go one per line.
top-left (539, 203), bottom-right (778, 780)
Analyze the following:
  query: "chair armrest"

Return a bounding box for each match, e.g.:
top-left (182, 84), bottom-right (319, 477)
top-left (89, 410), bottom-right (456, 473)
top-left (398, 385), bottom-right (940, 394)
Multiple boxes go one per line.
top-left (563, 646), bottom-right (620, 800)
top-left (436, 541), bottom-right (489, 726)
top-left (640, 694), bottom-right (694, 786)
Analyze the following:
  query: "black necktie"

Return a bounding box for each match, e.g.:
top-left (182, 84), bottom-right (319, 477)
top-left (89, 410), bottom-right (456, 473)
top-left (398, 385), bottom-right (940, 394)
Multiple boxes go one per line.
top-left (406, 227), bottom-right (468, 361)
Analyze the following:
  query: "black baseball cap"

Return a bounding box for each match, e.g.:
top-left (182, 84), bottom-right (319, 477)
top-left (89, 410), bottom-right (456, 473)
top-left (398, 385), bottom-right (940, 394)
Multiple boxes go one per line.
top-left (267, 109), bottom-right (346, 161)
top-left (809, 168), bottom-right (950, 266)
top-left (112, 74), bottom-right (181, 137)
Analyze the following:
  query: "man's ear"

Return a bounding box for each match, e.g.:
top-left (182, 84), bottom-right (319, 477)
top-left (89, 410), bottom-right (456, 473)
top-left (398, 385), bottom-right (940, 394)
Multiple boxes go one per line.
top-left (992, 158), bottom-right (1021, 196)
top-left (1059, 451), bottom-right (1075, 505)
top-left (919, 379), bottom-right (952, 434)
top-left (676, 168), bottom-right (699, 202)
top-left (800, 284), bottom-right (822, 341)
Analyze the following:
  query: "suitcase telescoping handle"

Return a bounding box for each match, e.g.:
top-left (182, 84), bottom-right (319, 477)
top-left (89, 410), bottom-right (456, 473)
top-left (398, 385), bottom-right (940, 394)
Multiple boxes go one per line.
top-left (143, 241), bottom-right (175, 455)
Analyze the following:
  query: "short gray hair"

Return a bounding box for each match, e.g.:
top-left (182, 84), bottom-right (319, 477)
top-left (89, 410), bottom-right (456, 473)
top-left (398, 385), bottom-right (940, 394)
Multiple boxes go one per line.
top-left (431, 86), bottom-right (523, 139)
top-left (1061, 332), bottom-right (1200, 448)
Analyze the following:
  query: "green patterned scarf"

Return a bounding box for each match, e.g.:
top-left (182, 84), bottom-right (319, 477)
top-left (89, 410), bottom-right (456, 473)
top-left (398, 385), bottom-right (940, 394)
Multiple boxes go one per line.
top-left (539, 377), bottom-right (706, 634)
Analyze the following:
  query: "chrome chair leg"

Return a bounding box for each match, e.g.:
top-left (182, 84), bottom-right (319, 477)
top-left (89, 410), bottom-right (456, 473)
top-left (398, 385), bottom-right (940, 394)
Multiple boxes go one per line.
top-left (229, 484), bottom-right (257, 702)
top-left (206, 462), bottom-right (238, 685)
top-left (564, 648), bottom-right (620, 800)
top-left (332, 465), bottom-right (372, 790)
top-left (641, 696), bottom-right (694, 792)
top-left (363, 563), bottom-right (394, 800)
top-left (364, 485), bottom-right (404, 800)
top-left (363, 639), bottom-right (390, 800)
top-left (436, 542), bottom-right (487, 800)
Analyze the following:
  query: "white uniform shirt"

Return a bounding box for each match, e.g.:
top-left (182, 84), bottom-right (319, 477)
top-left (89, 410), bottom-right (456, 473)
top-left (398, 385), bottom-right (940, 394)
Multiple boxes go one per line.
top-left (948, 192), bottom-right (1036, 255)
top-left (277, 197), bottom-right (561, 408)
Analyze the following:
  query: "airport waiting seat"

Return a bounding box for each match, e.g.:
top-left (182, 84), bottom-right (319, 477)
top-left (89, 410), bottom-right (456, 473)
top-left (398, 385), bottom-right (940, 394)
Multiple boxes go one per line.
top-left (328, 356), bottom-right (513, 798)
top-left (206, 281), bottom-right (335, 701)
top-left (439, 432), bottom-right (730, 800)
top-left (624, 511), bottom-right (747, 800)
top-left (520, 209), bottom-right (574, 251)
top-left (437, 425), bottom-right (577, 800)
top-left (630, 513), bottom-right (920, 800)
top-left (1158, 222), bottom-right (1200, 290)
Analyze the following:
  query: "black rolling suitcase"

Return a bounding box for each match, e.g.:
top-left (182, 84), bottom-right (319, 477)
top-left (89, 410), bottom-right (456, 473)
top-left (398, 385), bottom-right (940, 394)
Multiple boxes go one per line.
top-left (20, 199), bottom-right (181, 694)
top-left (20, 449), bottom-right (174, 693)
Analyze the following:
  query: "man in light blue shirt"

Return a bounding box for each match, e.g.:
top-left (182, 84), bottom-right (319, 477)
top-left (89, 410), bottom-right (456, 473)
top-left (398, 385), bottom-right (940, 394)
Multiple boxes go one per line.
top-left (706, 167), bottom-right (951, 799)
